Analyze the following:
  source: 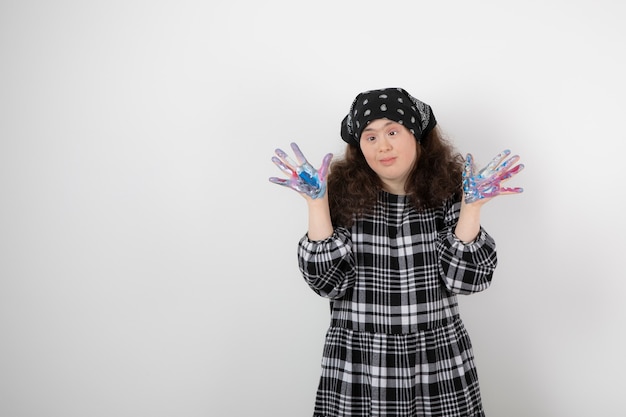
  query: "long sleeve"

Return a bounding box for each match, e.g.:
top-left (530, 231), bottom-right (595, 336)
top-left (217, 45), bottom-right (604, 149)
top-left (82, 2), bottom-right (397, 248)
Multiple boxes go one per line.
top-left (297, 226), bottom-right (356, 299)
top-left (436, 201), bottom-right (498, 295)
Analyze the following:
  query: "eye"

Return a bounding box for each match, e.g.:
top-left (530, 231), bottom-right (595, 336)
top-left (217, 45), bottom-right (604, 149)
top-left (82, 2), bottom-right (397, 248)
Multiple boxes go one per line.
top-left (388, 129), bottom-right (398, 136)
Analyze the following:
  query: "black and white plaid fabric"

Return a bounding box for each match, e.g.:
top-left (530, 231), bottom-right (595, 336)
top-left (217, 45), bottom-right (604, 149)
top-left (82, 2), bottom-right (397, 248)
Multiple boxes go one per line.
top-left (298, 192), bottom-right (497, 417)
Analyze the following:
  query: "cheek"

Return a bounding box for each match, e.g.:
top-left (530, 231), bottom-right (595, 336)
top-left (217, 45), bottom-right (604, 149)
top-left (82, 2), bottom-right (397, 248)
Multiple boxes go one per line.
top-left (362, 149), bottom-right (378, 168)
top-left (408, 142), bottom-right (419, 162)
top-left (358, 145), bottom-right (371, 159)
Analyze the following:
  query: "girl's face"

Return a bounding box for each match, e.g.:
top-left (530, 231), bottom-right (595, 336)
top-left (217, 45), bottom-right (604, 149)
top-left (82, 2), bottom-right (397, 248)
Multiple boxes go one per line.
top-left (359, 119), bottom-right (418, 195)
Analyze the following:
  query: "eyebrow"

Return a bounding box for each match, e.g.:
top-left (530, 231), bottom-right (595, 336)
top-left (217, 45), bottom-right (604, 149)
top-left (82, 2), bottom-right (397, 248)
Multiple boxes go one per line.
top-left (362, 120), bottom-right (396, 133)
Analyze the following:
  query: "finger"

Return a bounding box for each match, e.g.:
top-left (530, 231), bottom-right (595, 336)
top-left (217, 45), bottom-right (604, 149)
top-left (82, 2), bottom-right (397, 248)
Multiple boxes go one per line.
top-left (290, 142), bottom-right (309, 165)
top-left (318, 153), bottom-right (333, 179)
top-left (463, 153), bottom-right (475, 178)
top-left (272, 156), bottom-right (297, 177)
top-left (498, 187), bottom-right (524, 194)
top-left (490, 150), bottom-right (512, 168)
top-left (275, 148), bottom-right (298, 170)
top-left (463, 153), bottom-right (477, 199)
top-left (268, 177), bottom-right (290, 186)
top-left (477, 150), bottom-right (511, 178)
top-left (496, 154), bottom-right (520, 175)
top-left (498, 163), bottom-right (525, 181)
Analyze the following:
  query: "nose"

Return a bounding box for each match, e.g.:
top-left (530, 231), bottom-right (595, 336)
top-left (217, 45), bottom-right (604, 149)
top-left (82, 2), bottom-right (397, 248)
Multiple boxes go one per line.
top-left (378, 136), bottom-right (392, 151)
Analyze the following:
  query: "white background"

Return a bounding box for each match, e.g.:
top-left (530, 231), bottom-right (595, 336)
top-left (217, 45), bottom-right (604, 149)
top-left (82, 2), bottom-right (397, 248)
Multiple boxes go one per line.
top-left (1, 0), bottom-right (624, 416)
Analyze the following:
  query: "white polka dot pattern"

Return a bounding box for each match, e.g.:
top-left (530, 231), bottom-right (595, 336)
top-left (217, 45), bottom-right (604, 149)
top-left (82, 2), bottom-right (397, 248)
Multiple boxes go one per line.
top-left (340, 87), bottom-right (436, 146)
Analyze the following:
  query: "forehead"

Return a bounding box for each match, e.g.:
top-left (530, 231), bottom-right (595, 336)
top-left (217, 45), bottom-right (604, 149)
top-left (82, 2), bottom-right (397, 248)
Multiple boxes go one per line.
top-left (362, 119), bottom-right (404, 132)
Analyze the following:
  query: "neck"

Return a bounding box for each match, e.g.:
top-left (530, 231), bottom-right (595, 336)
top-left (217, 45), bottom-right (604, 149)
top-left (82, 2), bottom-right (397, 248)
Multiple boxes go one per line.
top-left (382, 180), bottom-right (407, 195)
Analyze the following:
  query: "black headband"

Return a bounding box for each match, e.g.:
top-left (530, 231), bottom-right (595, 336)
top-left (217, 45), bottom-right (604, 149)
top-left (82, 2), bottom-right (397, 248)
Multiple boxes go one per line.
top-left (340, 87), bottom-right (437, 146)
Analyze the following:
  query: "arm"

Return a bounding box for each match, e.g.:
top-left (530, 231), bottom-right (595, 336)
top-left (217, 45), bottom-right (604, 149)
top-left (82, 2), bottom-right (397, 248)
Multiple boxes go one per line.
top-left (305, 193), bottom-right (334, 241)
top-left (454, 196), bottom-right (489, 243)
top-left (298, 225), bottom-right (356, 299)
top-left (269, 143), bottom-right (355, 298)
top-left (299, 188), bottom-right (356, 299)
top-left (438, 199), bottom-right (498, 295)
top-left (443, 148), bottom-right (525, 292)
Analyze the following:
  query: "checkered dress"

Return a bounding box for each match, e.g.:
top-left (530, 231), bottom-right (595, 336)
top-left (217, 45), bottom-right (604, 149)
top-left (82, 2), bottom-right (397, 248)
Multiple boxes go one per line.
top-left (298, 191), bottom-right (497, 417)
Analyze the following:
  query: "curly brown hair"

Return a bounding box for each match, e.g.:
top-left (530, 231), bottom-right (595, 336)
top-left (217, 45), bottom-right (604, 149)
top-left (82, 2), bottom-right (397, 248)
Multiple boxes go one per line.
top-left (327, 126), bottom-right (464, 227)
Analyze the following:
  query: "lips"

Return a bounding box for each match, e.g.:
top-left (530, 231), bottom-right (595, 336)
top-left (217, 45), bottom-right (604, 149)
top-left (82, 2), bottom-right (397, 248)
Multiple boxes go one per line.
top-left (379, 157), bottom-right (396, 166)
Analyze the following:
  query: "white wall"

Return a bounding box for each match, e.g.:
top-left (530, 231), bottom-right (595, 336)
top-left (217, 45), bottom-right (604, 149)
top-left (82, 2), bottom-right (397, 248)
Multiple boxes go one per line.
top-left (1, 1), bottom-right (624, 416)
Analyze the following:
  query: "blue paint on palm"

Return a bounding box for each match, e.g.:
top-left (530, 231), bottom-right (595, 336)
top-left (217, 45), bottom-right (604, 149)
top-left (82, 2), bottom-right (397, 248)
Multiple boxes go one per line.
top-left (299, 170), bottom-right (320, 188)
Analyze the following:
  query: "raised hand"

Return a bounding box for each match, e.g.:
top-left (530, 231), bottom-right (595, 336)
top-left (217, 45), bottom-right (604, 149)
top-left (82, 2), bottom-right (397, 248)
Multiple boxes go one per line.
top-left (269, 142), bottom-right (333, 199)
top-left (463, 150), bottom-right (524, 204)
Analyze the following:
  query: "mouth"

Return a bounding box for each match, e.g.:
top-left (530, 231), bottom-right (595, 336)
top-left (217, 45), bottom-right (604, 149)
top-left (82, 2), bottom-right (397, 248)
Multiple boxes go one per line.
top-left (379, 157), bottom-right (396, 166)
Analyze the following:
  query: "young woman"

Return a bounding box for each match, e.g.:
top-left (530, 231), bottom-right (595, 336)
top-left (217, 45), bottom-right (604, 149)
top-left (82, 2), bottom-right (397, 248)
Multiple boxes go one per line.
top-left (270, 87), bottom-right (523, 417)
